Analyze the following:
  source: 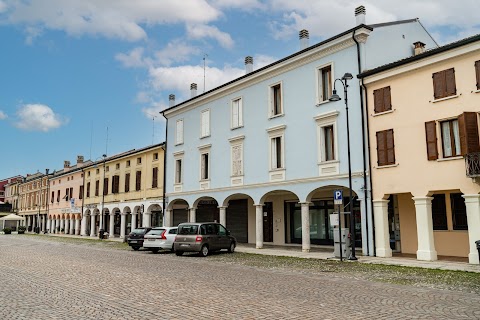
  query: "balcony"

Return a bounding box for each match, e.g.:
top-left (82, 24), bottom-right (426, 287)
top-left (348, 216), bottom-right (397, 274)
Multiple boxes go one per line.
top-left (465, 152), bottom-right (480, 177)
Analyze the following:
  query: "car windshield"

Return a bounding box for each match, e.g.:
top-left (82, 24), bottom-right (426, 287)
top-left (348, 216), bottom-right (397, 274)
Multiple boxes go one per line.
top-left (131, 228), bottom-right (147, 234)
top-left (178, 225), bottom-right (199, 235)
top-left (146, 229), bottom-right (165, 235)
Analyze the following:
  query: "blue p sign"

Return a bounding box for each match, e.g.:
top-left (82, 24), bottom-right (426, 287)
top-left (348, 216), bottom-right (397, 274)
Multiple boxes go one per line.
top-left (334, 190), bottom-right (343, 205)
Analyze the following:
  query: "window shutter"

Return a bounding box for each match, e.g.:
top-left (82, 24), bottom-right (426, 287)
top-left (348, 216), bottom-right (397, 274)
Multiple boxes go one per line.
top-left (376, 131), bottom-right (387, 166)
top-left (458, 112), bottom-right (480, 155)
top-left (433, 71), bottom-right (445, 99)
top-left (383, 86), bottom-right (392, 112)
top-left (386, 129), bottom-right (395, 165)
top-left (445, 68), bottom-right (456, 97)
top-left (475, 60), bottom-right (480, 90)
top-left (238, 99), bottom-right (243, 126)
top-left (425, 121), bottom-right (438, 160)
top-left (373, 88), bottom-right (383, 113)
top-left (152, 167), bottom-right (158, 188)
top-left (205, 111), bottom-right (210, 136)
top-left (176, 120), bottom-right (183, 144)
top-left (232, 100), bottom-right (239, 128)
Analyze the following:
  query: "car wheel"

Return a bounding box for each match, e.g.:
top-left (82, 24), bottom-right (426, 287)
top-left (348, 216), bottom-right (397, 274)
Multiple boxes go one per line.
top-left (228, 242), bottom-right (235, 253)
top-left (175, 250), bottom-right (183, 256)
top-left (151, 248), bottom-right (159, 253)
top-left (132, 246), bottom-right (140, 251)
top-left (199, 245), bottom-right (209, 257)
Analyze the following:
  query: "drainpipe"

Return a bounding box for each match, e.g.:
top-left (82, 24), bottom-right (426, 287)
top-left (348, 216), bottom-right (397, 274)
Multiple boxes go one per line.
top-left (161, 115), bottom-right (168, 226)
top-left (81, 167), bottom-right (85, 235)
top-left (353, 29), bottom-right (372, 256)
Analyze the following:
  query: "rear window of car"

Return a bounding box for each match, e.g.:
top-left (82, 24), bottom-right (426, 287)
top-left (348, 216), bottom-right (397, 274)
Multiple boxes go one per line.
top-left (168, 228), bottom-right (177, 234)
top-left (131, 228), bottom-right (147, 234)
top-left (178, 225), bottom-right (199, 235)
top-left (147, 229), bottom-right (165, 235)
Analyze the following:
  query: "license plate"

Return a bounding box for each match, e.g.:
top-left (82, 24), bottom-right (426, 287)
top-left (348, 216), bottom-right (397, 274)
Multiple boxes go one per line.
top-left (130, 240), bottom-right (137, 243)
top-left (148, 239), bottom-right (155, 241)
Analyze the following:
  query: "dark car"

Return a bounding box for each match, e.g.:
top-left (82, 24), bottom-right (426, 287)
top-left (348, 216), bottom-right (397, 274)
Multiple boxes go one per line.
top-left (127, 227), bottom-right (152, 250)
top-left (174, 222), bottom-right (236, 257)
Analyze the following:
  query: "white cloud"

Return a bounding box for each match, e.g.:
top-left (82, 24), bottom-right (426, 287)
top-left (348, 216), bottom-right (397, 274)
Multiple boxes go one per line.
top-left (210, 0), bottom-right (266, 11)
top-left (142, 102), bottom-right (167, 119)
top-left (115, 47), bottom-right (147, 68)
top-left (15, 104), bottom-right (67, 132)
top-left (266, 0), bottom-right (480, 43)
top-left (154, 39), bottom-right (200, 66)
top-left (0, 110), bottom-right (6, 120)
top-left (0, 1), bottom-right (7, 13)
top-left (186, 24), bottom-right (234, 49)
top-left (2, 0), bottom-right (221, 42)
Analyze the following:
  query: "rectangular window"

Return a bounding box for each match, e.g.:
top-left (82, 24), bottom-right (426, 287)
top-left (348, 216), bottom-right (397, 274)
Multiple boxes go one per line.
top-left (51, 191), bottom-right (54, 203)
top-left (86, 182), bottom-right (91, 198)
top-left (137, 157), bottom-right (142, 165)
top-left (475, 60), bottom-right (480, 90)
top-left (201, 153), bottom-right (209, 180)
top-left (270, 83), bottom-right (282, 116)
top-left (79, 186), bottom-right (84, 200)
top-left (106, 166), bottom-right (109, 172)
top-left (441, 119), bottom-right (461, 157)
top-left (95, 180), bottom-right (99, 196)
top-left (451, 193), bottom-right (467, 230)
top-left (103, 178), bottom-right (108, 195)
top-left (318, 65), bottom-right (332, 102)
top-left (87, 171), bottom-right (91, 177)
top-left (271, 136), bottom-right (283, 169)
top-left (125, 173), bottom-right (130, 193)
top-left (432, 194), bottom-right (447, 230)
top-left (112, 175), bottom-right (120, 194)
top-left (231, 98), bottom-right (243, 128)
top-left (323, 125), bottom-right (335, 161)
top-left (376, 129), bottom-right (395, 166)
top-left (153, 153), bottom-right (158, 161)
top-left (135, 171), bottom-right (141, 191)
top-left (116, 163), bottom-right (120, 170)
top-left (176, 119), bottom-right (184, 144)
top-left (126, 160), bottom-right (131, 167)
top-left (65, 188), bottom-right (69, 201)
top-left (373, 86), bottom-right (392, 113)
top-left (57, 190), bottom-right (60, 202)
top-left (201, 110), bottom-right (210, 137)
top-left (433, 68), bottom-right (456, 99)
top-left (69, 187), bottom-right (73, 200)
top-left (231, 143), bottom-right (243, 176)
top-left (175, 159), bottom-right (182, 184)
top-left (152, 167), bottom-right (158, 188)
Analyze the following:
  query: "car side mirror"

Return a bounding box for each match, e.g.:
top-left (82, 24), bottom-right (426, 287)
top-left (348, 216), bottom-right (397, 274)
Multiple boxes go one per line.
top-left (227, 230), bottom-right (231, 235)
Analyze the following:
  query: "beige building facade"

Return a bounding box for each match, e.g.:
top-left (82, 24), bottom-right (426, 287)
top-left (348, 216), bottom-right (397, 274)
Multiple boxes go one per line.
top-left (18, 173), bottom-right (49, 232)
top-left (360, 35), bottom-right (480, 264)
top-left (81, 143), bottom-right (164, 239)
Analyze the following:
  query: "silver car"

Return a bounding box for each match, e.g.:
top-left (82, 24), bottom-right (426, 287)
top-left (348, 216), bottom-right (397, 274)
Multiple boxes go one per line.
top-left (143, 227), bottom-right (178, 253)
top-left (174, 222), bottom-right (236, 257)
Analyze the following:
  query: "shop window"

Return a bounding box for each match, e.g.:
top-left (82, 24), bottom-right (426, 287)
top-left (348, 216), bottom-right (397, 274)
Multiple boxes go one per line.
top-left (451, 193), bottom-right (468, 230)
top-left (431, 194), bottom-right (447, 230)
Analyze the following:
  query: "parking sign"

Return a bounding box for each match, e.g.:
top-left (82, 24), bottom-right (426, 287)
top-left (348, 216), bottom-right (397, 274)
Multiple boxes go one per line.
top-left (334, 190), bottom-right (343, 205)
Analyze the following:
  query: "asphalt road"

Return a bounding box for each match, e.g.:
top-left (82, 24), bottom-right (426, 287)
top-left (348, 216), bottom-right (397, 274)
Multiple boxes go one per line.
top-left (0, 235), bottom-right (479, 320)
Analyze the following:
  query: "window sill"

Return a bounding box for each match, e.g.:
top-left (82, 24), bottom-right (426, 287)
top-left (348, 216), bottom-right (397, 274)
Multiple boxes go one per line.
top-left (175, 142), bottom-right (184, 146)
top-left (436, 156), bottom-right (463, 162)
top-left (268, 113), bottom-right (285, 120)
top-left (375, 163), bottom-right (399, 169)
top-left (473, 89), bottom-right (480, 94)
top-left (318, 160), bottom-right (339, 165)
top-left (199, 179), bottom-right (211, 182)
top-left (231, 125), bottom-right (244, 130)
top-left (315, 100), bottom-right (331, 107)
top-left (372, 109), bottom-right (395, 117)
top-left (200, 135), bottom-right (211, 139)
top-left (431, 94), bottom-right (460, 103)
top-left (269, 168), bottom-right (285, 172)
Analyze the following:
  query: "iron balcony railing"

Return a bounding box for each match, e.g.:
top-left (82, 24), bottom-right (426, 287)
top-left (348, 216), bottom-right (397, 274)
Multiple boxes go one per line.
top-left (465, 152), bottom-right (480, 177)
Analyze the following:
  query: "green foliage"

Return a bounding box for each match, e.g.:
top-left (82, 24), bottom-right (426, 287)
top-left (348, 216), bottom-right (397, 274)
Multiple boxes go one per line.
top-left (2, 227), bottom-right (12, 234)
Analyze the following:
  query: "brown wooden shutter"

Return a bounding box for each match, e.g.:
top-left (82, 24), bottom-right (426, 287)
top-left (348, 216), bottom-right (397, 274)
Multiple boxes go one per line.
top-left (136, 171), bottom-right (141, 191)
top-left (445, 68), bottom-right (456, 96)
top-left (475, 60), bottom-right (480, 90)
top-left (125, 173), bottom-right (130, 193)
top-left (458, 112), bottom-right (480, 155)
top-left (152, 167), bottom-right (158, 188)
top-left (373, 88), bottom-right (383, 113)
top-left (383, 87), bottom-right (392, 112)
top-left (376, 131), bottom-right (387, 166)
top-left (103, 178), bottom-right (108, 195)
top-left (386, 129), bottom-right (395, 165)
top-left (433, 71), bottom-right (445, 99)
top-left (425, 121), bottom-right (438, 160)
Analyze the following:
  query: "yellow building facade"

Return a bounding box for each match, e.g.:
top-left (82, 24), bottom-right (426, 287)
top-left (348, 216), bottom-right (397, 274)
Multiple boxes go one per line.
top-left (360, 36), bottom-right (480, 264)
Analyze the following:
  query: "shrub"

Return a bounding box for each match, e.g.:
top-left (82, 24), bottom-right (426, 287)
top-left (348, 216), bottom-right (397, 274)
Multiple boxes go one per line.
top-left (18, 226), bottom-right (26, 234)
top-left (2, 227), bottom-right (12, 234)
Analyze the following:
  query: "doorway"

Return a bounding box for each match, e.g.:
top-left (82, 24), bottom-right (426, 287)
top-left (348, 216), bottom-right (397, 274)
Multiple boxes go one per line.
top-left (263, 202), bottom-right (273, 242)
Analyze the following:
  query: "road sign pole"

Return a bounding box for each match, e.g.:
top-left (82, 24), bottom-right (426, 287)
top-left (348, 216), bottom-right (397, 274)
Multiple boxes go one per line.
top-left (338, 204), bottom-right (342, 262)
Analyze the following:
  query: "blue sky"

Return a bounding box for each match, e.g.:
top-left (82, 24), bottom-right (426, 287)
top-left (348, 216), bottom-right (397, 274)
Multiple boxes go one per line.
top-left (0, 0), bottom-right (478, 179)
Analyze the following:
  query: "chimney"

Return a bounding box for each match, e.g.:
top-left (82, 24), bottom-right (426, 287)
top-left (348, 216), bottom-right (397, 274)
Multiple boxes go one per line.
top-left (245, 56), bottom-right (253, 74)
top-left (64, 160), bottom-right (70, 168)
top-left (413, 41), bottom-right (426, 55)
top-left (77, 155), bottom-right (84, 164)
top-left (355, 5), bottom-right (366, 25)
top-left (299, 29), bottom-right (309, 50)
top-left (190, 83), bottom-right (197, 98)
top-left (169, 94), bottom-right (175, 107)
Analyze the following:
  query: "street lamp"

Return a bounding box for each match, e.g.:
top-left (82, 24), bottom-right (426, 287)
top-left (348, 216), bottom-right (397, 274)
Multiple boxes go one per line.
top-left (45, 169), bottom-right (50, 233)
top-left (99, 154), bottom-right (107, 239)
top-left (329, 72), bottom-right (357, 261)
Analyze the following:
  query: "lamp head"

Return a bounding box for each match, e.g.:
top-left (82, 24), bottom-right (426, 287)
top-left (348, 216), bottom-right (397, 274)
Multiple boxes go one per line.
top-left (342, 73), bottom-right (353, 80)
top-left (329, 90), bottom-right (341, 102)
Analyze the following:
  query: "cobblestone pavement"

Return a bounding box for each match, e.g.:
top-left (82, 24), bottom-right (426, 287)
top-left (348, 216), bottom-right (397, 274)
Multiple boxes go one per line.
top-left (1, 235), bottom-right (479, 320)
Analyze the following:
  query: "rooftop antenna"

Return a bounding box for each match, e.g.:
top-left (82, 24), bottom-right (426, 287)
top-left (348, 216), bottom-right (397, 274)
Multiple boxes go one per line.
top-left (203, 53), bottom-right (208, 93)
top-left (148, 113), bottom-right (158, 144)
top-left (105, 126), bottom-right (109, 156)
top-left (89, 121), bottom-right (93, 160)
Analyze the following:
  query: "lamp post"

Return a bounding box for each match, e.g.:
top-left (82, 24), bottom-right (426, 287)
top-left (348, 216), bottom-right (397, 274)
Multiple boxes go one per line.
top-left (45, 169), bottom-right (50, 233)
top-left (329, 72), bottom-right (357, 260)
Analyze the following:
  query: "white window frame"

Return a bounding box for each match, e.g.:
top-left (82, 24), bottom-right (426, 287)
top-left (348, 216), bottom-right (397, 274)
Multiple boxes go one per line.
top-left (173, 151), bottom-right (184, 192)
top-left (229, 135), bottom-right (245, 186)
top-left (268, 81), bottom-right (284, 118)
top-left (231, 96), bottom-right (243, 129)
top-left (198, 144), bottom-right (211, 182)
top-left (316, 62), bottom-right (334, 105)
top-left (200, 109), bottom-right (211, 138)
top-left (439, 117), bottom-right (461, 158)
top-left (175, 119), bottom-right (184, 145)
top-left (315, 111), bottom-right (339, 176)
top-left (267, 125), bottom-right (286, 171)
top-left (175, 159), bottom-right (182, 184)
